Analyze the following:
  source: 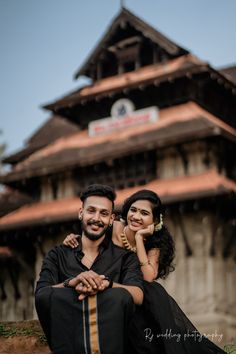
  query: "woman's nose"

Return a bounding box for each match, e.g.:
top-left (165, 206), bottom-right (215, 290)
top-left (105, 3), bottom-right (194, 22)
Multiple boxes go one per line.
top-left (133, 211), bottom-right (141, 219)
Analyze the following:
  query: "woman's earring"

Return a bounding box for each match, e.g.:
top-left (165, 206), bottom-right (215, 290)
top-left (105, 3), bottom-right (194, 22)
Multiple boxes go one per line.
top-left (78, 214), bottom-right (82, 221)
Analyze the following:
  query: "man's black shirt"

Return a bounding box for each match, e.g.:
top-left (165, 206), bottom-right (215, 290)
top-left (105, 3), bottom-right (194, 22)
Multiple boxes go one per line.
top-left (36, 235), bottom-right (143, 293)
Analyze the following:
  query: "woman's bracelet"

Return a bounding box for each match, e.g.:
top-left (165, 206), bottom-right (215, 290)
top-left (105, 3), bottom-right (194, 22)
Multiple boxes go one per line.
top-left (139, 260), bottom-right (150, 267)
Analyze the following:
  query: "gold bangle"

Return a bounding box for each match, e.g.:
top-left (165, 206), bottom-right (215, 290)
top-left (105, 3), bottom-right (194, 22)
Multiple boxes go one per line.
top-left (139, 260), bottom-right (150, 267)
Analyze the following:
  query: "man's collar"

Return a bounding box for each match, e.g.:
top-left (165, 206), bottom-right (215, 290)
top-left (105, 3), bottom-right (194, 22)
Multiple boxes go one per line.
top-left (100, 232), bottom-right (112, 249)
top-left (76, 232), bottom-right (112, 253)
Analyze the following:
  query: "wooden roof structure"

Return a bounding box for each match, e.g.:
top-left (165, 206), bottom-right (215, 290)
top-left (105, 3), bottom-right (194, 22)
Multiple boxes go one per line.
top-left (44, 54), bottom-right (236, 113)
top-left (0, 8), bottom-right (235, 236)
top-left (74, 8), bottom-right (188, 80)
top-left (4, 9), bottom-right (236, 169)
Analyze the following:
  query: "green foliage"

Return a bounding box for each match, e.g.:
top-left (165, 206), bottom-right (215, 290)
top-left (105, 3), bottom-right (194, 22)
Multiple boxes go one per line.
top-left (0, 322), bottom-right (47, 344)
top-left (0, 323), bottom-right (33, 337)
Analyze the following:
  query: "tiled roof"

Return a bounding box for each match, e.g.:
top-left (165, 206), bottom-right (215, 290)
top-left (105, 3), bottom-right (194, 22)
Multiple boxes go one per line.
top-left (45, 55), bottom-right (206, 110)
top-left (0, 188), bottom-right (32, 217)
top-left (3, 116), bottom-right (80, 165)
top-left (116, 170), bottom-right (236, 204)
top-left (0, 170), bottom-right (235, 231)
top-left (0, 197), bottom-right (82, 230)
top-left (1, 101), bottom-right (235, 183)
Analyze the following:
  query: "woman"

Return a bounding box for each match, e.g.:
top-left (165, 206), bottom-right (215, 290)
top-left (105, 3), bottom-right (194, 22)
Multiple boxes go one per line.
top-left (63, 189), bottom-right (225, 354)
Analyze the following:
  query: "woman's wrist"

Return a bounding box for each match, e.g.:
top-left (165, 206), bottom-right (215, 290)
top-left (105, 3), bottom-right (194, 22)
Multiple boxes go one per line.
top-left (135, 232), bottom-right (145, 242)
top-left (139, 260), bottom-right (150, 267)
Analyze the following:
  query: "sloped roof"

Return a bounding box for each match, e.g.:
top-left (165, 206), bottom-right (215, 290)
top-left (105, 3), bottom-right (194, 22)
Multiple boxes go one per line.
top-left (0, 170), bottom-right (235, 231)
top-left (220, 64), bottom-right (236, 85)
top-left (45, 54), bottom-right (236, 112)
top-left (1, 101), bottom-right (236, 183)
top-left (74, 8), bottom-right (188, 79)
top-left (0, 188), bottom-right (32, 217)
top-left (3, 115), bottom-right (80, 165)
top-left (45, 54), bottom-right (205, 111)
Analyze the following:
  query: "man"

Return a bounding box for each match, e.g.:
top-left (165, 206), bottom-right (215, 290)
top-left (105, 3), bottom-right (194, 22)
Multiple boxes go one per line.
top-left (35, 184), bottom-right (143, 354)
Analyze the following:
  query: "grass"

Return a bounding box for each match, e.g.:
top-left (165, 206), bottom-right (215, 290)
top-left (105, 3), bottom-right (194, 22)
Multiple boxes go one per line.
top-left (0, 321), bottom-right (47, 344)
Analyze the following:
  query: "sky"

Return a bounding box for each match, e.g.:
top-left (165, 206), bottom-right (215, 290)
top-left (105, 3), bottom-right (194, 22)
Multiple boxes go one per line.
top-left (0, 0), bottom-right (235, 156)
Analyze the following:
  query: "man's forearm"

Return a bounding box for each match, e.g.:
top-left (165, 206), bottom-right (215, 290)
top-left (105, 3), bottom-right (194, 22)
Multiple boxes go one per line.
top-left (112, 283), bottom-right (143, 305)
top-left (51, 278), bottom-right (144, 305)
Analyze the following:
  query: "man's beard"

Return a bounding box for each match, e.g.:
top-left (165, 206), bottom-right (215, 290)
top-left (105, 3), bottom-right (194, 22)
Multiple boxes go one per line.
top-left (82, 220), bottom-right (109, 241)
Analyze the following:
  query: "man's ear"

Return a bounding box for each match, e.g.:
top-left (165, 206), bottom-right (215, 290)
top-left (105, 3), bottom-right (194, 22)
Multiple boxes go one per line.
top-left (78, 208), bottom-right (83, 220)
top-left (109, 213), bottom-right (115, 226)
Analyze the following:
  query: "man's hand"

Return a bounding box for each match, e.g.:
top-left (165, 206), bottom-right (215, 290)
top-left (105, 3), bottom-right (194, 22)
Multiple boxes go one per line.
top-left (69, 270), bottom-right (105, 289)
top-left (76, 278), bottom-right (110, 300)
top-left (67, 271), bottom-right (110, 300)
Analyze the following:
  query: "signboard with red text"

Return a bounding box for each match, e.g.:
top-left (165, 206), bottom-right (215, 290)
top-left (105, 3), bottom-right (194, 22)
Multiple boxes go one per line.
top-left (89, 101), bottom-right (159, 137)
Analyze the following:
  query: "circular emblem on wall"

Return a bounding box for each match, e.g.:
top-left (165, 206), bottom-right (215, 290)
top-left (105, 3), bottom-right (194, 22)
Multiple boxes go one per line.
top-left (111, 99), bottom-right (135, 118)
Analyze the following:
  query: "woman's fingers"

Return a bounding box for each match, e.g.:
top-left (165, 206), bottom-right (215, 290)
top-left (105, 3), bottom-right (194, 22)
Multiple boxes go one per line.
top-left (63, 233), bottom-right (79, 248)
top-left (136, 224), bottom-right (155, 239)
top-left (148, 224), bottom-right (154, 234)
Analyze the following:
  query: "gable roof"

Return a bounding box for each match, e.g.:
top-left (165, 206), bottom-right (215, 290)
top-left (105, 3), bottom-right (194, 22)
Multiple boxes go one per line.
top-left (74, 8), bottom-right (189, 79)
top-left (3, 115), bottom-right (80, 165)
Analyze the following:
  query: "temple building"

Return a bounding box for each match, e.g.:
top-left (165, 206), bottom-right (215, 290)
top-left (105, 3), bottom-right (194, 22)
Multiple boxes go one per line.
top-left (0, 8), bottom-right (235, 346)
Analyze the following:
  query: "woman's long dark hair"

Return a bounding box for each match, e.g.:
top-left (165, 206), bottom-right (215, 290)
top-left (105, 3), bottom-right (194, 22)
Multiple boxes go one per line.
top-left (121, 189), bottom-right (175, 279)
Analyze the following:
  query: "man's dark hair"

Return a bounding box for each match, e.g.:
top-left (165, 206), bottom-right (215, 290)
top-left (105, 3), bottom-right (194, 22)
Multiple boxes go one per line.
top-left (80, 184), bottom-right (116, 210)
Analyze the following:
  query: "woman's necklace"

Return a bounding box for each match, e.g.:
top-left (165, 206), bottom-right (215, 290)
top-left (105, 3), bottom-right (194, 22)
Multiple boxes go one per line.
top-left (120, 226), bottom-right (137, 253)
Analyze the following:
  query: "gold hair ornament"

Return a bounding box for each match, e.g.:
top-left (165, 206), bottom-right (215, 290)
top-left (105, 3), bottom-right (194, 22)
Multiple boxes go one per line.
top-left (154, 214), bottom-right (163, 232)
